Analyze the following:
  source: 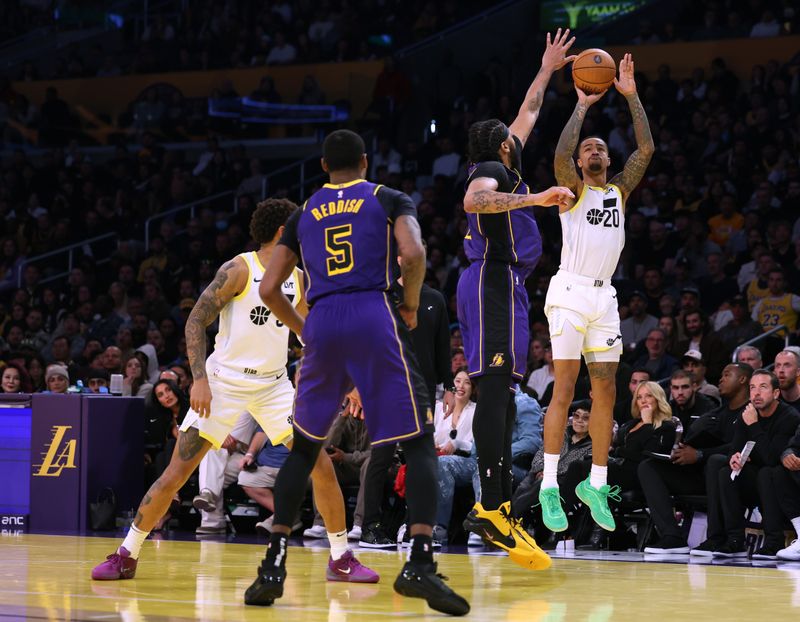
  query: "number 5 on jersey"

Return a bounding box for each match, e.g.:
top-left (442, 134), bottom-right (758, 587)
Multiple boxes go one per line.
top-left (325, 224), bottom-right (354, 276)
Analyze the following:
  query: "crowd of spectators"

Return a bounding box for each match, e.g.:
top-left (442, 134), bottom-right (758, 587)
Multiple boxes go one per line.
top-left (0, 1), bottom-right (799, 553)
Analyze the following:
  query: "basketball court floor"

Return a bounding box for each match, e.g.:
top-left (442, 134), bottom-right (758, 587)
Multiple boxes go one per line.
top-left (2, 532), bottom-right (799, 620)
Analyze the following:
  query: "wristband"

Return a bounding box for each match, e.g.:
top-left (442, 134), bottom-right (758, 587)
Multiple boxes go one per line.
top-left (245, 453), bottom-right (253, 458)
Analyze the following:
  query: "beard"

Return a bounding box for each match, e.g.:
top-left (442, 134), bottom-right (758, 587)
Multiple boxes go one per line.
top-left (588, 160), bottom-right (604, 173)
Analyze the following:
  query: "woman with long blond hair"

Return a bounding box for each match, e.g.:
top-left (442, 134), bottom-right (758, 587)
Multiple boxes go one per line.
top-left (562, 381), bottom-right (676, 547)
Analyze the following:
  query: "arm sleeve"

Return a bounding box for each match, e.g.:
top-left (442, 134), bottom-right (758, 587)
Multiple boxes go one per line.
top-left (376, 186), bottom-right (417, 220)
top-left (465, 161), bottom-right (510, 192)
top-left (278, 207), bottom-right (302, 255)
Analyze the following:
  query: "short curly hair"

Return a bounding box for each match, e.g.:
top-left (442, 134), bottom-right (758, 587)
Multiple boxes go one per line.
top-left (250, 198), bottom-right (298, 245)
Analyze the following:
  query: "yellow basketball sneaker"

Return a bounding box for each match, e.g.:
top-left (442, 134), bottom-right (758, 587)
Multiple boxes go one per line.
top-left (462, 501), bottom-right (552, 570)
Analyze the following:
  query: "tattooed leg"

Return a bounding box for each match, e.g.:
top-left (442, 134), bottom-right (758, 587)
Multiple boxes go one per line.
top-left (132, 428), bottom-right (211, 531)
top-left (586, 361), bottom-right (618, 466)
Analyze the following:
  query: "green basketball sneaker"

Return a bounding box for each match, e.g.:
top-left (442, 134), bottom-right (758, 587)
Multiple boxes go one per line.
top-left (575, 477), bottom-right (620, 532)
top-left (538, 487), bottom-right (568, 533)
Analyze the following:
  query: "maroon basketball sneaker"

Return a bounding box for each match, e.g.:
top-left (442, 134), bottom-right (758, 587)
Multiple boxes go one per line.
top-left (326, 550), bottom-right (379, 583)
top-left (91, 547), bottom-right (137, 580)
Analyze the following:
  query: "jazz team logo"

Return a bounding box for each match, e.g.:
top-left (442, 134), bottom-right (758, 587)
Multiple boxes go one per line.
top-left (32, 425), bottom-right (78, 477)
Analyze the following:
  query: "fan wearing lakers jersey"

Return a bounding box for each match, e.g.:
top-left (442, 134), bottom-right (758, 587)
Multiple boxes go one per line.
top-left (91, 199), bottom-right (377, 584)
top-left (537, 53), bottom-right (654, 534)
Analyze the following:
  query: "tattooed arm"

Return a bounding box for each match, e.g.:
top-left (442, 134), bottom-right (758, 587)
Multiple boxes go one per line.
top-left (464, 177), bottom-right (574, 214)
top-left (610, 53), bottom-right (654, 202)
top-left (186, 257), bottom-right (247, 416)
top-left (509, 28), bottom-right (576, 146)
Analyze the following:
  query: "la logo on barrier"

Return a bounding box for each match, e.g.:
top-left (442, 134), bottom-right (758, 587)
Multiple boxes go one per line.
top-left (32, 425), bottom-right (77, 477)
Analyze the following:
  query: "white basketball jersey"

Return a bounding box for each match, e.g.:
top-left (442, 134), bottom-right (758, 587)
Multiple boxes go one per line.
top-left (210, 252), bottom-right (301, 375)
top-left (558, 183), bottom-right (625, 281)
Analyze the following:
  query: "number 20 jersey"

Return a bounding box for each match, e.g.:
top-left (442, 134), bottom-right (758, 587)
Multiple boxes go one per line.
top-left (280, 180), bottom-right (417, 305)
top-left (559, 183), bottom-right (625, 281)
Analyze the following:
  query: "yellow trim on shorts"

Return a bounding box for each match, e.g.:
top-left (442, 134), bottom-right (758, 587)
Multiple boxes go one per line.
top-left (292, 419), bottom-right (328, 442)
top-left (476, 260), bottom-right (486, 375)
top-left (583, 344), bottom-right (619, 353)
top-left (197, 428), bottom-right (225, 451)
top-left (232, 253), bottom-right (252, 301)
top-left (374, 292), bottom-right (421, 444)
top-left (270, 427), bottom-right (294, 446)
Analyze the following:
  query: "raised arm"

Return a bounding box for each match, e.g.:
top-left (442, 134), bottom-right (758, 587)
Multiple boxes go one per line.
top-left (508, 29), bottom-right (577, 147)
top-left (464, 176), bottom-right (574, 214)
top-left (610, 53), bottom-right (654, 201)
top-left (186, 257), bottom-right (247, 416)
top-left (554, 86), bottom-right (607, 199)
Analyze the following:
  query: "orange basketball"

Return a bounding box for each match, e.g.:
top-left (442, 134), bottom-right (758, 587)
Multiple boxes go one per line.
top-left (572, 49), bottom-right (616, 94)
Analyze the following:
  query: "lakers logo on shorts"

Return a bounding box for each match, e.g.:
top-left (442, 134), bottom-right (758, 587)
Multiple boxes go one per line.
top-left (490, 353), bottom-right (505, 367)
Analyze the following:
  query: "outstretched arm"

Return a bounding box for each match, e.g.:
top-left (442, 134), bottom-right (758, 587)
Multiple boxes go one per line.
top-left (610, 53), bottom-right (654, 201)
top-left (464, 177), bottom-right (574, 214)
top-left (509, 28), bottom-right (577, 147)
top-left (186, 257), bottom-right (247, 416)
top-left (554, 86), bottom-right (607, 205)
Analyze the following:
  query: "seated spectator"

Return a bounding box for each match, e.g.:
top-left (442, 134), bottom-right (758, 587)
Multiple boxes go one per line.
top-left (103, 345), bottom-right (123, 375)
top-left (641, 362), bottom-right (753, 554)
top-left (621, 290), bottom-right (658, 355)
top-left (734, 344), bottom-right (763, 370)
top-left (716, 295), bottom-right (763, 350)
top-left (772, 421), bottom-right (800, 560)
top-left (691, 370), bottom-right (800, 558)
top-left (27, 354), bottom-right (46, 392)
top-left (121, 354), bottom-right (153, 399)
top-left (239, 433), bottom-right (299, 534)
top-left (44, 364), bottom-right (70, 394)
top-left (1, 362), bottom-right (30, 393)
top-left (193, 412), bottom-right (256, 535)
top-left (85, 368), bottom-right (110, 393)
top-left (658, 315), bottom-right (683, 358)
top-left (524, 341), bottom-right (554, 405)
top-left (751, 267), bottom-right (800, 342)
top-left (429, 370), bottom-right (476, 544)
top-left (136, 344), bottom-right (161, 383)
top-left (633, 328), bottom-right (678, 380)
top-left (681, 349), bottom-right (721, 403)
top-left (697, 252), bottom-right (739, 315)
top-left (303, 414), bottom-right (371, 540)
top-left (669, 369), bottom-right (717, 435)
top-left (511, 403), bottom-right (591, 538)
top-left (774, 350), bottom-right (800, 411)
top-left (678, 310), bottom-right (728, 384)
top-left (509, 390), bottom-right (544, 484)
top-left (565, 381), bottom-right (676, 509)
top-left (614, 368), bottom-right (651, 425)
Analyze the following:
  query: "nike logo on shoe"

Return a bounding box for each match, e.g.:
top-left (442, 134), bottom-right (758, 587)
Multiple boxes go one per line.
top-left (338, 567), bottom-right (352, 574)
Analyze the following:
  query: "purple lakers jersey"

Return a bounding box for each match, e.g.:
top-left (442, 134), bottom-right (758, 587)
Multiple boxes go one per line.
top-left (463, 154), bottom-right (542, 279)
top-left (280, 179), bottom-right (417, 304)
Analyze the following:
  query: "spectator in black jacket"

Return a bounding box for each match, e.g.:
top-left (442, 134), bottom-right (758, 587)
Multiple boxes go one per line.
top-left (641, 362), bottom-right (752, 554)
top-left (668, 369), bottom-right (717, 436)
top-left (691, 369), bottom-right (800, 559)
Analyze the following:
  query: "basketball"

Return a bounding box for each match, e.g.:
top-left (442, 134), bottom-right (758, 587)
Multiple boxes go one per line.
top-left (572, 48), bottom-right (616, 94)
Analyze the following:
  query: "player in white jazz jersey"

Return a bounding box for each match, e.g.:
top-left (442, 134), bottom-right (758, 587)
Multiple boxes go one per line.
top-left (91, 199), bottom-right (377, 583)
top-left (537, 53), bottom-right (654, 534)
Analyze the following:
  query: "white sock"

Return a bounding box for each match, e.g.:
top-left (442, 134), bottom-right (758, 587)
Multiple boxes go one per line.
top-left (791, 517), bottom-right (800, 538)
top-left (121, 525), bottom-right (148, 559)
top-left (590, 464), bottom-right (608, 489)
top-left (541, 453), bottom-right (560, 489)
top-left (328, 530), bottom-right (348, 561)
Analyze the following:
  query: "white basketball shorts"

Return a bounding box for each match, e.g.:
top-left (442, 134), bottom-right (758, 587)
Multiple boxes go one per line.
top-left (544, 270), bottom-right (622, 363)
top-left (180, 362), bottom-right (294, 450)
